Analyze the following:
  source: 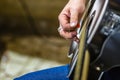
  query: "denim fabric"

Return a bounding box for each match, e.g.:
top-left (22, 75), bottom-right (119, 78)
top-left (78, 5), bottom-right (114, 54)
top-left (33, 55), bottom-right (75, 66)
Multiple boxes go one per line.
top-left (14, 64), bottom-right (120, 80)
top-left (14, 65), bottom-right (70, 80)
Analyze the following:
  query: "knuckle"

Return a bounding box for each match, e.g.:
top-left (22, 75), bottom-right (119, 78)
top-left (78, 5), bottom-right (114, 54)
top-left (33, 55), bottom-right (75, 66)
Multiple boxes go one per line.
top-left (58, 12), bottom-right (63, 21)
top-left (71, 7), bottom-right (78, 11)
top-left (58, 14), bottom-right (61, 21)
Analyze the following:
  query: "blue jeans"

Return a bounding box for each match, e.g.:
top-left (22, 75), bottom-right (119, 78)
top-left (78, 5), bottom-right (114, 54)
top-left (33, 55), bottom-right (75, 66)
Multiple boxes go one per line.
top-left (14, 64), bottom-right (120, 80)
top-left (14, 65), bottom-right (70, 80)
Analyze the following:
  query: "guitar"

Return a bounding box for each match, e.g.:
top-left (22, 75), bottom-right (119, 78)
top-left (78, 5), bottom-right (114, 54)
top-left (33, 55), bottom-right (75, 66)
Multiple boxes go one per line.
top-left (67, 0), bottom-right (120, 80)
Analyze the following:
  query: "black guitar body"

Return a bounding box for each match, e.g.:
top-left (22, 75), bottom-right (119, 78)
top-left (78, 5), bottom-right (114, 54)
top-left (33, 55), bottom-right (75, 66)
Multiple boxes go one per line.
top-left (88, 25), bottom-right (120, 80)
top-left (90, 26), bottom-right (120, 71)
top-left (68, 0), bottom-right (120, 80)
top-left (88, 6), bottom-right (120, 80)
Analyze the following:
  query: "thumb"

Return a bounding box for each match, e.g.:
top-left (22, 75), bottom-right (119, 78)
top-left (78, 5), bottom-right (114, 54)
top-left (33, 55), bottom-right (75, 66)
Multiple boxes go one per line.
top-left (70, 10), bottom-right (79, 28)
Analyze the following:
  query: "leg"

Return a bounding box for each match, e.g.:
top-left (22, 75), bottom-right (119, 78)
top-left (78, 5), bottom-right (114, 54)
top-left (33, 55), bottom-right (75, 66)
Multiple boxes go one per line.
top-left (14, 64), bottom-right (70, 80)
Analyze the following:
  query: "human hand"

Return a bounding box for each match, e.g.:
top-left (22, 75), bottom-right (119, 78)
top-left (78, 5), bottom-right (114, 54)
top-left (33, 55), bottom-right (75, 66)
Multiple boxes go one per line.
top-left (58, 0), bottom-right (86, 39)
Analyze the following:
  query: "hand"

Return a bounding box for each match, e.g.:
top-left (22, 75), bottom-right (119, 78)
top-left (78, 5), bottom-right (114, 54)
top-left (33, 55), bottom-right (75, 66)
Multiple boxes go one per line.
top-left (58, 0), bottom-right (86, 39)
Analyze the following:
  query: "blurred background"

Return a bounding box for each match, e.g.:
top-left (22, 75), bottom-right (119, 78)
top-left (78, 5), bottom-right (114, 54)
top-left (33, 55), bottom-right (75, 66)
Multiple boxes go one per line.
top-left (0, 0), bottom-right (71, 80)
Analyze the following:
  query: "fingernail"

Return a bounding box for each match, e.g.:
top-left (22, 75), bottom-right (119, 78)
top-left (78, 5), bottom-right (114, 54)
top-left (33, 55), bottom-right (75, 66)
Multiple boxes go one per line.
top-left (70, 22), bottom-right (77, 27)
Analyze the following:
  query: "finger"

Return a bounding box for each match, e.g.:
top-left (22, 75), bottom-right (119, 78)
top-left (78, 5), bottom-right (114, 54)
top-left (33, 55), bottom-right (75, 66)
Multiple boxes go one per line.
top-left (59, 29), bottom-right (77, 39)
top-left (70, 3), bottom-right (85, 28)
top-left (70, 10), bottom-right (79, 27)
top-left (58, 10), bottom-right (76, 31)
top-left (58, 13), bottom-right (70, 29)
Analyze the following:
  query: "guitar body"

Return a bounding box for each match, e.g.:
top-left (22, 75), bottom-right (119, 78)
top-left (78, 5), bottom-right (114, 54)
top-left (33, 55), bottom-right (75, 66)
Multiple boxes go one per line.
top-left (68, 0), bottom-right (120, 80)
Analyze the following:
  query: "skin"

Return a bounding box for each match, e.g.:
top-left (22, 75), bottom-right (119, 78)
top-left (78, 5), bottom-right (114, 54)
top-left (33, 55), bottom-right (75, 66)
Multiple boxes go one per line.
top-left (58, 0), bottom-right (86, 39)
